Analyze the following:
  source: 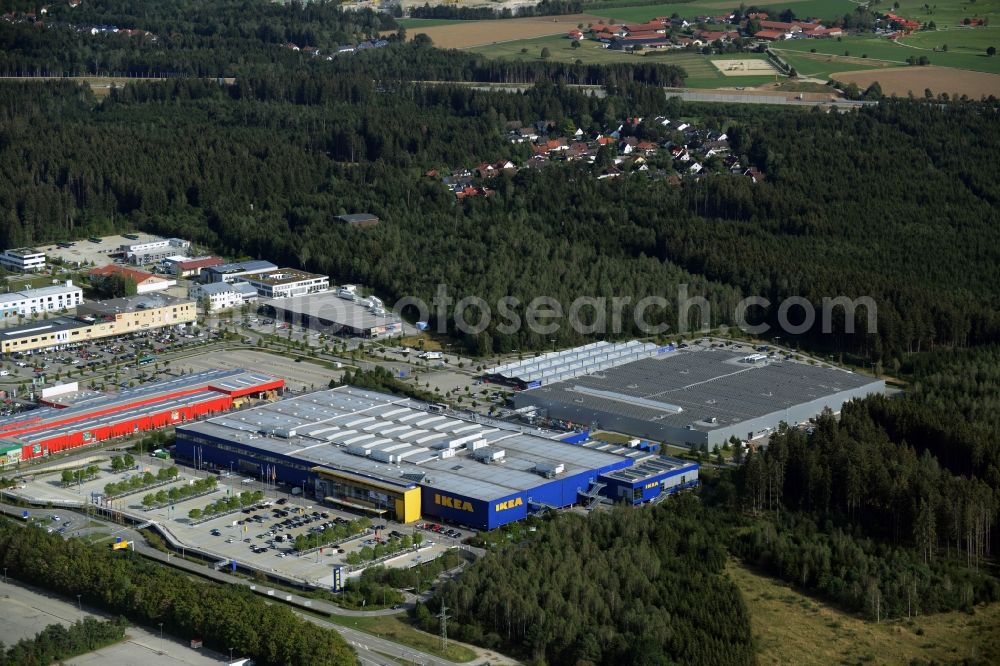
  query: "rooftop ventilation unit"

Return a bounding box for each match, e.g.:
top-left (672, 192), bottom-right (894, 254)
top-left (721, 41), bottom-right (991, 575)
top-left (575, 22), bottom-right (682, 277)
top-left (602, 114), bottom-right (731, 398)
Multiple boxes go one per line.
top-left (345, 445), bottom-right (370, 457)
top-left (471, 447), bottom-right (505, 464)
top-left (369, 450), bottom-right (398, 464)
top-left (439, 448), bottom-right (456, 459)
top-left (533, 462), bottom-right (564, 478)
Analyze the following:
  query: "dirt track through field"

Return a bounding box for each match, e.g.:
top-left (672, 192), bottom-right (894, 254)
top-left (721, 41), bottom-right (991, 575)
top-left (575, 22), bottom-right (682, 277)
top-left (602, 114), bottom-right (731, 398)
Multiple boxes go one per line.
top-left (406, 14), bottom-right (606, 48)
top-left (831, 66), bottom-right (1000, 98)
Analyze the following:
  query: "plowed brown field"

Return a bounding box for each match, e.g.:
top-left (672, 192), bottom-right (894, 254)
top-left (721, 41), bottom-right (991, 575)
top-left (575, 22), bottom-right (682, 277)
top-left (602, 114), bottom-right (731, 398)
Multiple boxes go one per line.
top-left (832, 66), bottom-right (1000, 98)
top-left (407, 14), bottom-right (606, 48)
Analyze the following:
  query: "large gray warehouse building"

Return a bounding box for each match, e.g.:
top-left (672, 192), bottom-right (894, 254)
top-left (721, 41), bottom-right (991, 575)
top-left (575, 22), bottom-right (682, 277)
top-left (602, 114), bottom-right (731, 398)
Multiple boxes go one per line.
top-left (510, 347), bottom-right (884, 448)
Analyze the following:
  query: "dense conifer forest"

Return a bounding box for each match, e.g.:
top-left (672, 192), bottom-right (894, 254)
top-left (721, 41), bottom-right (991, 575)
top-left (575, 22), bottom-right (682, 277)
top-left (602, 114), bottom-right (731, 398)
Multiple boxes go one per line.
top-left (1, 1), bottom-right (999, 663)
top-left (1, 75), bottom-right (997, 361)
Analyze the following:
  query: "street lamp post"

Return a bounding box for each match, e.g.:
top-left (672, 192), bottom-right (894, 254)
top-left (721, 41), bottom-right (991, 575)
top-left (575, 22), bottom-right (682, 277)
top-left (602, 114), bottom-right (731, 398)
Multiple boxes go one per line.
top-left (159, 622), bottom-right (164, 653)
top-left (77, 594), bottom-right (82, 612)
top-left (229, 647), bottom-right (234, 662)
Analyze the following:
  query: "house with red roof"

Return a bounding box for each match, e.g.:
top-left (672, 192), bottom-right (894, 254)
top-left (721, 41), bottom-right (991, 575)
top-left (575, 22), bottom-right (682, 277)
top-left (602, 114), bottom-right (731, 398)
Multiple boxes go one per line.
top-left (624, 21), bottom-right (666, 34)
top-left (754, 29), bottom-right (788, 40)
top-left (809, 27), bottom-right (843, 37)
top-left (164, 256), bottom-right (224, 278)
top-left (90, 265), bottom-right (176, 293)
top-left (759, 20), bottom-right (801, 32)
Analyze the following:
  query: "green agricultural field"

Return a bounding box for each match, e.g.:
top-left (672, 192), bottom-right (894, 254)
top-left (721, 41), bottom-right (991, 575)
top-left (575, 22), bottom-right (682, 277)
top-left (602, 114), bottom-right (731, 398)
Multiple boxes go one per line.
top-left (586, 0), bottom-right (856, 23)
top-left (778, 50), bottom-right (898, 78)
top-left (897, 27), bottom-right (1000, 71)
top-left (775, 32), bottom-right (1000, 74)
top-left (470, 36), bottom-right (779, 86)
top-left (470, 34), bottom-right (651, 63)
top-left (889, 0), bottom-right (1000, 30)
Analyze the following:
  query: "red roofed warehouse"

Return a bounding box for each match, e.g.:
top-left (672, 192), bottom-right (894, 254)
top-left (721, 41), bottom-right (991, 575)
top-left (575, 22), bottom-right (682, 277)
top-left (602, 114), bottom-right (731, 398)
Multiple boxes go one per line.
top-left (0, 369), bottom-right (284, 463)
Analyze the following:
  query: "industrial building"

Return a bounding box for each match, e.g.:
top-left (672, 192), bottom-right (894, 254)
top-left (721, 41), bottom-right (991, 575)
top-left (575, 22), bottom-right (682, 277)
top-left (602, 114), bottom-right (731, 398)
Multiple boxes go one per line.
top-left (0, 293), bottom-right (196, 354)
top-left (0, 247), bottom-right (46, 272)
top-left (512, 346), bottom-right (885, 448)
top-left (203, 260), bottom-right (277, 284)
top-left (483, 340), bottom-right (665, 389)
top-left (190, 281), bottom-right (259, 312)
top-left (260, 291), bottom-right (402, 338)
top-left (0, 280), bottom-right (83, 319)
top-left (242, 268), bottom-right (330, 299)
top-left (162, 255), bottom-right (225, 278)
top-left (121, 237), bottom-right (191, 265)
top-left (174, 387), bottom-right (699, 530)
top-left (0, 369), bottom-right (284, 466)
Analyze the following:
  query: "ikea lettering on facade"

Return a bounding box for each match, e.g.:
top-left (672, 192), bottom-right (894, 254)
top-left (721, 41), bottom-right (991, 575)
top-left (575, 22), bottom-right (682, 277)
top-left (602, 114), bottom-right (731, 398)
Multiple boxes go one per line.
top-left (495, 497), bottom-right (524, 512)
top-left (435, 493), bottom-right (474, 512)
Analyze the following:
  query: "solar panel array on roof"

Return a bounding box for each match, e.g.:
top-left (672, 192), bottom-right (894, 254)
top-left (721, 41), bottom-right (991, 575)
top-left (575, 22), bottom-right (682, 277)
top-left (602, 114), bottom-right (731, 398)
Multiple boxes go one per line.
top-left (603, 456), bottom-right (692, 483)
top-left (483, 340), bottom-right (661, 386)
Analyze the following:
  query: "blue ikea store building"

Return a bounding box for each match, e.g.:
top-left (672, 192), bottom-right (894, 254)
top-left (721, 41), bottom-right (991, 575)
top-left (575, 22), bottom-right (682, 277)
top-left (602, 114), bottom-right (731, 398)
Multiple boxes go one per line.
top-left (174, 387), bottom-right (698, 531)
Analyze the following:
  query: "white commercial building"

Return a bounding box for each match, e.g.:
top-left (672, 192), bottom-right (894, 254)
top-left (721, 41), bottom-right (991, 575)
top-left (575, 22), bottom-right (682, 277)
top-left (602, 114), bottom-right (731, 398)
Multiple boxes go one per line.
top-left (0, 280), bottom-right (84, 319)
top-left (0, 248), bottom-right (46, 272)
top-left (203, 260), bottom-right (277, 284)
top-left (121, 238), bottom-right (191, 265)
top-left (190, 281), bottom-right (259, 312)
top-left (243, 269), bottom-right (329, 299)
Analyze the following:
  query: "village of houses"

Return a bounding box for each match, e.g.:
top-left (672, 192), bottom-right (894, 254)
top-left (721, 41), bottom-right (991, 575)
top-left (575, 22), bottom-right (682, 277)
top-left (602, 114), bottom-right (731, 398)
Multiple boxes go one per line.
top-left (566, 11), bottom-right (847, 52)
top-left (563, 6), bottom-right (928, 52)
top-left (430, 115), bottom-right (763, 199)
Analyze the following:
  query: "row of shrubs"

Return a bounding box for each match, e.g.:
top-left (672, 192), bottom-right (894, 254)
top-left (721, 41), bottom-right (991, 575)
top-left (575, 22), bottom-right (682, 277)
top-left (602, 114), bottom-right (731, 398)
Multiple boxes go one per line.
top-left (291, 516), bottom-right (371, 552)
top-left (61, 465), bottom-right (99, 486)
top-left (141, 475), bottom-right (218, 508)
top-left (343, 532), bottom-right (424, 566)
top-left (103, 466), bottom-right (179, 497)
top-left (187, 489), bottom-right (263, 519)
top-left (109, 454), bottom-right (136, 472)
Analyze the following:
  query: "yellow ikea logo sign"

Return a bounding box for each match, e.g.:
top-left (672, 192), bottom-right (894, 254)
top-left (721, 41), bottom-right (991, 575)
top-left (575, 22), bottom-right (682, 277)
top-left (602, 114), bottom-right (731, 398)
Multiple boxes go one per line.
top-left (435, 493), bottom-right (473, 512)
top-left (495, 497), bottom-right (524, 512)
top-left (644, 481), bottom-right (661, 490)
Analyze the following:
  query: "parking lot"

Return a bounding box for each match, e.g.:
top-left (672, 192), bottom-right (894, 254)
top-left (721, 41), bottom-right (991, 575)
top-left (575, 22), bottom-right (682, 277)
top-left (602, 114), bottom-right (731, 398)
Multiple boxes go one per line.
top-left (174, 349), bottom-right (342, 394)
top-left (0, 326), bottom-right (223, 393)
top-left (42, 233), bottom-right (163, 269)
top-left (171, 486), bottom-right (465, 587)
top-left (12, 458), bottom-right (469, 588)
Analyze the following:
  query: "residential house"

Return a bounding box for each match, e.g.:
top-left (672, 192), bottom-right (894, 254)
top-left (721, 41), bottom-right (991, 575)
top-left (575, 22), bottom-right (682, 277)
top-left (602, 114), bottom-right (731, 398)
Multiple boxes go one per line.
top-left (754, 29), bottom-right (788, 40)
top-left (759, 20), bottom-right (801, 33)
top-left (89, 265), bottom-right (176, 294)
